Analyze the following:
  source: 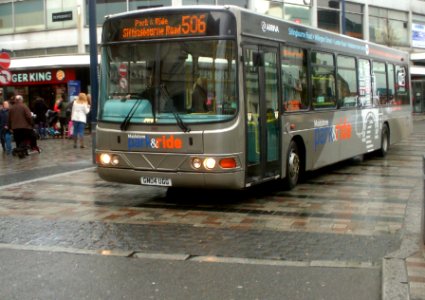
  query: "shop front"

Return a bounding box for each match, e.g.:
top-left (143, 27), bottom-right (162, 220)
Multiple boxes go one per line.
top-left (2, 68), bottom-right (81, 110)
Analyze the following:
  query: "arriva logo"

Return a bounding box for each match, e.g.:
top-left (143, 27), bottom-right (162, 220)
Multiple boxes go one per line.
top-left (261, 21), bottom-right (279, 33)
top-left (128, 134), bottom-right (183, 150)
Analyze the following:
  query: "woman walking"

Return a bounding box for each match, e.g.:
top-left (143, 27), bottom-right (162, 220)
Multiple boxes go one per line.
top-left (71, 93), bottom-right (90, 148)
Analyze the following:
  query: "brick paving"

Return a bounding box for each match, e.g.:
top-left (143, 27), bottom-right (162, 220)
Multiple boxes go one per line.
top-left (0, 124), bottom-right (424, 298)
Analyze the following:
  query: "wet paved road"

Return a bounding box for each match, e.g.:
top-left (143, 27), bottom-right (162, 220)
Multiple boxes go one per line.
top-left (0, 125), bottom-right (424, 299)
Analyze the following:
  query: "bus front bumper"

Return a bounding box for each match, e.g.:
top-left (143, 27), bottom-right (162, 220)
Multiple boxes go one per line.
top-left (97, 167), bottom-right (246, 190)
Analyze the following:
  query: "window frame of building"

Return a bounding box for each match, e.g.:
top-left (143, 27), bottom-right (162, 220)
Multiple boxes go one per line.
top-left (46, 0), bottom-right (78, 30)
top-left (317, 0), bottom-right (340, 34)
top-left (412, 14), bottom-right (425, 49)
top-left (0, 2), bottom-right (13, 35)
top-left (14, 0), bottom-right (45, 33)
top-left (344, 2), bottom-right (363, 39)
top-left (369, 6), bottom-right (409, 47)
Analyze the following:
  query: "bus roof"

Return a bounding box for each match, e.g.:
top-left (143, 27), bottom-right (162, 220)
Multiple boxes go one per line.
top-left (103, 5), bottom-right (409, 63)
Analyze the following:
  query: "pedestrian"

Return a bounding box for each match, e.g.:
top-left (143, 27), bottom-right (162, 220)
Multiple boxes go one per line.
top-left (32, 96), bottom-right (48, 139)
top-left (8, 95), bottom-right (40, 153)
top-left (71, 92), bottom-right (90, 148)
top-left (0, 101), bottom-right (12, 155)
top-left (57, 94), bottom-right (68, 138)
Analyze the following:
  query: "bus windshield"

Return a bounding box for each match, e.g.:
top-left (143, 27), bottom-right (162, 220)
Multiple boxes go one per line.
top-left (99, 40), bottom-right (237, 126)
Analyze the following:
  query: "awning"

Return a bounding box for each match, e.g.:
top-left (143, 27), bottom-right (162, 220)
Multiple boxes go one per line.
top-left (411, 52), bottom-right (425, 61)
top-left (411, 66), bottom-right (425, 75)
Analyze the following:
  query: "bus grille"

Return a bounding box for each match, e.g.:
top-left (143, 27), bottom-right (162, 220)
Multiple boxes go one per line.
top-left (125, 153), bottom-right (187, 171)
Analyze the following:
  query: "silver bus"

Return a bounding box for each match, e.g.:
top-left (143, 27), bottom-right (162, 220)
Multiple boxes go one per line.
top-left (96, 5), bottom-right (412, 190)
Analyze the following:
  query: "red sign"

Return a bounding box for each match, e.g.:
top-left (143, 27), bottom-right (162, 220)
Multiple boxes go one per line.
top-left (119, 64), bottom-right (127, 77)
top-left (3, 69), bottom-right (76, 86)
top-left (0, 52), bottom-right (11, 70)
top-left (0, 70), bottom-right (11, 84)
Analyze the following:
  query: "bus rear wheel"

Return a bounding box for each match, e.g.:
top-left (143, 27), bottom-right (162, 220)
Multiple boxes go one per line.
top-left (284, 140), bottom-right (301, 190)
top-left (377, 124), bottom-right (389, 157)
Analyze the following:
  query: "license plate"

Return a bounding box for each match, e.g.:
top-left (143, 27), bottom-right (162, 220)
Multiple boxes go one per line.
top-left (140, 177), bottom-right (172, 187)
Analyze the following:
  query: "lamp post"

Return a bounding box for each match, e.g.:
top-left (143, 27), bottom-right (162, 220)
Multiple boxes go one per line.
top-left (88, 0), bottom-right (98, 163)
top-left (341, 0), bottom-right (346, 35)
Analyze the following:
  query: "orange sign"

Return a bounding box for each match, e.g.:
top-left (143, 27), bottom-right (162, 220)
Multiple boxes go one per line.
top-left (121, 14), bottom-right (207, 39)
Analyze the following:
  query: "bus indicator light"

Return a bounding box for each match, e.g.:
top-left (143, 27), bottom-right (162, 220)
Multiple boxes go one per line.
top-left (219, 158), bottom-right (237, 169)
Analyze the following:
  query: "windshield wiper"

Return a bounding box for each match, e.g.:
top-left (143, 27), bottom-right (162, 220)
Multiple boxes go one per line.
top-left (120, 98), bottom-right (142, 131)
top-left (172, 111), bottom-right (190, 133)
top-left (159, 84), bottom-right (191, 133)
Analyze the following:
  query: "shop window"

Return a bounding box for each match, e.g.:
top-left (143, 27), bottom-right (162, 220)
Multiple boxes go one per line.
top-left (311, 51), bottom-right (336, 109)
top-left (0, 2), bottom-right (13, 35)
top-left (281, 46), bottom-right (309, 112)
top-left (337, 56), bottom-right (358, 108)
top-left (15, 0), bottom-right (45, 33)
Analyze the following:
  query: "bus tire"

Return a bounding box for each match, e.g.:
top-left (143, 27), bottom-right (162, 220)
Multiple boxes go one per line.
top-left (377, 124), bottom-right (389, 157)
top-left (283, 140), bottom-right (301, 190)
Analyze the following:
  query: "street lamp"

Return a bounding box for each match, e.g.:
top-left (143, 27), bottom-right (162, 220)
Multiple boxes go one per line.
top-left (88, 0), bottom-right (98, 163)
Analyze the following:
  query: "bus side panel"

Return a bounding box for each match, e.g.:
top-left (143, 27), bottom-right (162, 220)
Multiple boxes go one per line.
top-left (382, 107), bottom-right (413, 145)
top-left (282, 108), bottom-right (383, 174)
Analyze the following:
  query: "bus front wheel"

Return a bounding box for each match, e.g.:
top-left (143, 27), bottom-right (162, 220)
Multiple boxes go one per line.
top-left (284, 140), bottom-right (301, 190)
top-left (377, 124), bottom-right (389, 157)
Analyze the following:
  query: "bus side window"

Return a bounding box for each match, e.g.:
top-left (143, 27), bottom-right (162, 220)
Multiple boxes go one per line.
top-left (311, 51), bottom-right (336, 109)
top-left (372, 61), bottom-right (388, 106)
top-left (337, 55), bottom-right (358, 108)
top-left (281, 45), bottom-right (308, 112)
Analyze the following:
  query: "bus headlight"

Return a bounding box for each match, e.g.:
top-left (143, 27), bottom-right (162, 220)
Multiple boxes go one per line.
top-left (192, 158), bottom-right (202, 169)
top-left (111, 156), bottom-right (120, 166)
top-left (203, 157), bottom-right (216, 170)
top-left (99, 153), bottom-right (112, 165)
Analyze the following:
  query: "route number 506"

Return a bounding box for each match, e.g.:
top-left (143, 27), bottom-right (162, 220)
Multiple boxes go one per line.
top-left (181, 15), bottom-right (206, 34)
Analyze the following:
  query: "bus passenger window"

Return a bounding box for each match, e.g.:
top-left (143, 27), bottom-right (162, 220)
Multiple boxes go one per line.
top-left (387, 64), bottom-right (396, 105)
top-left (281, 46), bottom-right (308, 112)
top-left (311, 52), bottom-right (336, 109)
top-left (372, 61), bottom-right (387, 105)
top-left (337, 56), bottom-right (358, 108)
top-left (395, 65), bottom-right (409, 105)
top-left (358, 59), bottom-right (372, 107)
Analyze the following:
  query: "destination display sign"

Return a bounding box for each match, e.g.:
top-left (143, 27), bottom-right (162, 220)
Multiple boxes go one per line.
top-left (103, 11), bottom-right (236, 42)
top-left (121, 14), bottom-right (207, 40)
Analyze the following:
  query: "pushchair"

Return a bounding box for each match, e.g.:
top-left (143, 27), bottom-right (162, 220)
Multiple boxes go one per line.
top-left (45, 109), bottom-right (60, 137)
top-left (12, 128), bottom-right (41, 158)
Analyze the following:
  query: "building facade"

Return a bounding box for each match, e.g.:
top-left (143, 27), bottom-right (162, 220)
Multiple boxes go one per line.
top-left (0, 0), bottom-right (424, 111)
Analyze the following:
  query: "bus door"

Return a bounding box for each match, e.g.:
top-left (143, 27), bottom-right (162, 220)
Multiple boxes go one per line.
top-left (243, 45), bottom-right (280, 184)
